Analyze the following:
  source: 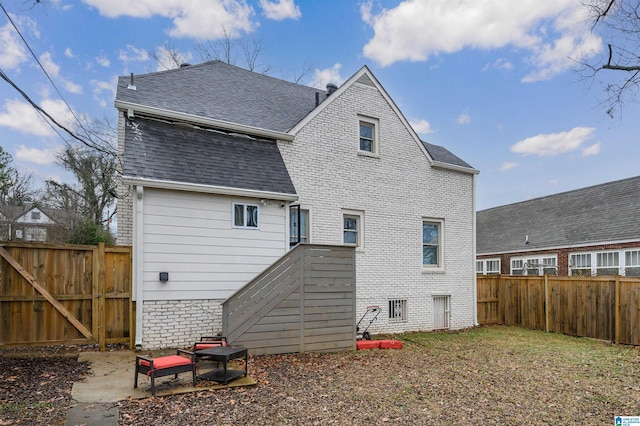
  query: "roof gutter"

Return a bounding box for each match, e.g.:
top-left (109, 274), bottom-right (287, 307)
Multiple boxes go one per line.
top-left (122, 176), bottom-right (299, 201)
top-left (115, 100), bottom-right (295, 142)
top-left (431, 161), bottom-right (480, 175)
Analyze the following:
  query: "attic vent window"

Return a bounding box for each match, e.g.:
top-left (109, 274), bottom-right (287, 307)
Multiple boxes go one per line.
top-left (31, 211), bottom-right (41, 220)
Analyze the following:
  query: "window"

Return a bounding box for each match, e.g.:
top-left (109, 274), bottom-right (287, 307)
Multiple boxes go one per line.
top-left (233, 203), bottom-right (259, 228)
top-left (569, 253), bottom-right (592, 276)
top-left (343, 215), bottom-right (359, 246)
top-left (477, 258), bottom-right (500, 275)
top-left (626, 250), bottom-right (640, 277)
top-left (422, 221), bottom-right (441, 267)
top-left (290, 207), bottom-right (309, 246)
top-left (433, 296), bottom-right (450, 329)
top-left (388, 299), bottom-right (407, 322)
top-left (25, 227), bottom-right (46, 242)
top-left (511, 258), bottom-right (525, 275)
top-left (31, 211), bottom-right (41, 221)
top-left (358, 116), bottom-right (379, 155)
top-left (511, 255), bottom-right (557, 275)
top-left (596, 251), bottom-right (619, 276)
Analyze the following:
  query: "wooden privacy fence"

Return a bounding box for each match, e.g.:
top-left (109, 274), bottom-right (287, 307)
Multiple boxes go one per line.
top-left (222, 244), bottom-right (356, 355)
top-left (0, 242), bottom-right (133, 350)
top-left (477, 275), bottom-right (640, 345)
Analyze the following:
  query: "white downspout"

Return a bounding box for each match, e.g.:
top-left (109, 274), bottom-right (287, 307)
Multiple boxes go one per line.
top-left (472, 174), bottom-right (479, 326)
top-left (134, 185), bottom-right (144, 348)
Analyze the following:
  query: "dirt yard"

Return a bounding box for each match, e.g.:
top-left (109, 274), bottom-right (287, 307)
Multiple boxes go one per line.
top-left (2, 326), bottom-right (640, 425)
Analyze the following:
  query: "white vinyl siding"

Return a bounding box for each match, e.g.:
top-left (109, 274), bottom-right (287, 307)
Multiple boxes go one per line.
top-left (142, 188), bottom-right (287, 300)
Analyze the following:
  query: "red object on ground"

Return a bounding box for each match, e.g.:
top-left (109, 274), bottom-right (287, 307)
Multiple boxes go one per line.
top-left (379, 340), bottom-right (403, 349)
top-left (356, 340), bottom-right (381, 350)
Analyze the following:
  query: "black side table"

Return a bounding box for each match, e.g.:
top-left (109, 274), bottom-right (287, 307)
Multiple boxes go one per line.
top-left (194, 346), bottom-right (248, 384)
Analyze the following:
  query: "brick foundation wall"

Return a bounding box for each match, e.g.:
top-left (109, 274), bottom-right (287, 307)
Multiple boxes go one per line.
top-left (141, 299), bottom-right (224, 349)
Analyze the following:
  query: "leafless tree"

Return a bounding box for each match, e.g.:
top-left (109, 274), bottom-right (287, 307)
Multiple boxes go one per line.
top-left (583, 0), bottom-right (640, 116)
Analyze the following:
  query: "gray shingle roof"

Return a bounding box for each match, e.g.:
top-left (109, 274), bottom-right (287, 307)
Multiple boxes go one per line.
top-left (116, 61), bottom-right (324, 133)
top-left (422, 141), bottom-right (474, 169)
top-left (477, 175), bottom-right (640, 254)
top-left (123, 117), bottom-right (296, 195)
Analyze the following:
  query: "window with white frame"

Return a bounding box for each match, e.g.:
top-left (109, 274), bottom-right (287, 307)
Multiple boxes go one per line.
top-left (433, 295), bottom-right (450, 329)
top-left (512, 255), bottom-right (557, 275)
top-left (626, 250), bottom-right (640, 277)
top-left (233, 203), bottom-right (259, 228)
top-left (358, 116), bottom-right (379, 155)
top-left (290, 207), bottom-right (309, 246)
top-left (422, 220), bottom-right (442, 267)
top-left (388, 299), bottom-right (407, 322)
top-left (597, 251), bottom-right (620, 276)
top-left (25, 227), bottom-right (46, 242)
top-left (477, 258), bottom-right (500, 274)
top-left (511, 258), bottom-right (525, 275)
top-left (569, 253), bottom-right (592, 276)
top-left (343, 210), bottom-right (363, 247)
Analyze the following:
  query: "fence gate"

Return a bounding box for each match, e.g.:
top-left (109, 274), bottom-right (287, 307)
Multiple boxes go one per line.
top-left (0, 242), bottom-right (133, 350)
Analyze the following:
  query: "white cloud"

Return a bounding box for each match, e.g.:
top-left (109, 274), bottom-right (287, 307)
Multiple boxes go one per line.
top-left (91, 78), bottom-right (117, 107)
top-left (361, 0), bottom-right (601, 81)
top-left (82, 0), bottom-right (256, 39)
top-left (582, 142), bottom-right (601, 156)
top-left (96, 55), bottom-right (110, 67)
top-left (308, 63), bottom-right (343, 90)
top-left (260, 0), bottom-right (301, 20)
top-left (39, 52), bottom-right (83, 94)
top-left (0, 21), bottom-right (28, 69)
top-left (500, 162), bottom-right (518, 171)
top-left (0, 98), bottom-right (76, 137)
top-left (410, 119), bottom-right (434, 135)
top-left (457, 112), bottom-right (471, 125)
top-left (15, 145), bottom-right (60, 165)
top-left (483, 58), bottom-right (513, 72)
top-left (118, 45), bottom-right (150, 63)
top-left (511, 126), bottom-right (596, 156)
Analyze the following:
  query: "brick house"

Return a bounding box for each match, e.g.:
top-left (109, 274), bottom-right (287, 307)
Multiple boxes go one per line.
top-left (115, 61), bottom-right (478, 349)
top-left (476, 175), bottom-right (640, 277)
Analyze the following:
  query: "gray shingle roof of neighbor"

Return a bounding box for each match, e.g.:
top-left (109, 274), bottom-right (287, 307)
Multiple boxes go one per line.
top-left (421, 141), bottom-right (474, 169)
top-left (476, 175), bottom-right (640, 254)
top-left (116, 61), bottom-right (324, 134)
top-left (123, 116), bottom-right (297, 196)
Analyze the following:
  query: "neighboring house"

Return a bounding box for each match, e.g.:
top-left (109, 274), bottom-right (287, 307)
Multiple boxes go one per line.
top-left (0, 205), bottom-right (68, 243)
top-left (476, 175), bottom-right (640, 277)
top-left (115, 61), bottom-right (478, 350)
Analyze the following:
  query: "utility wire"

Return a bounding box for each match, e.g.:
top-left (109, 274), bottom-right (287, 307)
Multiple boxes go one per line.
top-left (0, 69), bottom-right (114, 156)
top-left (0, 1), bottom-right (93, 142)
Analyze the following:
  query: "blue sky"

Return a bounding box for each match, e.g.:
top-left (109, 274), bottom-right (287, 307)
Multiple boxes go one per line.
top-left (0, 0), bottom-right (638, 211)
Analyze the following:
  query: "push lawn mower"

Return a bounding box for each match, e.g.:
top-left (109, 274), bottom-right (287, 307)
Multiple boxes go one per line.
top-left (356, 305), bottom-right (381, 341)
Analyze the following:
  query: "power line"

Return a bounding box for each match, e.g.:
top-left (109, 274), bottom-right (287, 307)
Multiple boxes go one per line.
top-left (0, 1), bottom-right (92, 141)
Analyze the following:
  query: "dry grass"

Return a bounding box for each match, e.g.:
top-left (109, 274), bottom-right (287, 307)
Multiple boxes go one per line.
top-left (118, 326), bottom-right (640, 425)
top-left (2, 326), bottom-right (639, 425)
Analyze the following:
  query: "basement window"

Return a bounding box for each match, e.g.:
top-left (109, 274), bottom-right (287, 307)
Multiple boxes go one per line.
top-left (388, 299), bottom-right (407, 322)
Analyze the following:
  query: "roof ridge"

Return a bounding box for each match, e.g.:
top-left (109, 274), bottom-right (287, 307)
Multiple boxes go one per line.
top-left (479, 174), bottom-right (640, 212)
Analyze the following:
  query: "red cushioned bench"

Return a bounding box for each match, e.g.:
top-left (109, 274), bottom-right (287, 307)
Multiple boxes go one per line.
top-left (134, 349), bottom-right (196, 396)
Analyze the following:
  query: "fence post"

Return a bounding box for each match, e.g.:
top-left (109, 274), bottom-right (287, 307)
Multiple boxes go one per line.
top-left (92, 242), bottom-right (107, 351)
top-left (544, 274), bottom-right (550, 332)
top-left (615, 275), bottom-right (620, 345)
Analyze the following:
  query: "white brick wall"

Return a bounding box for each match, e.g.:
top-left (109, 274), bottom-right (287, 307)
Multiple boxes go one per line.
top-left (279, 80), bottom-right (476, 334)
top-left (142, 299), bottom-right (224, 349)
